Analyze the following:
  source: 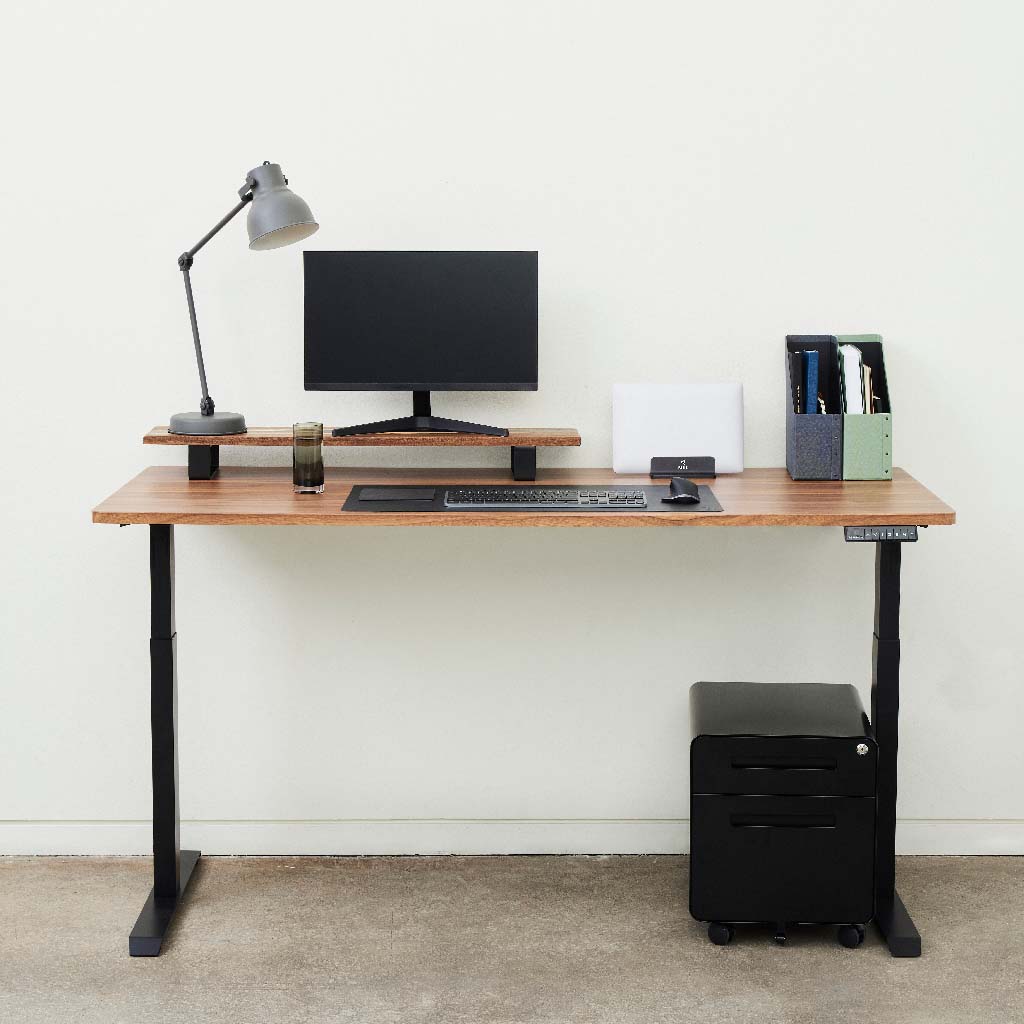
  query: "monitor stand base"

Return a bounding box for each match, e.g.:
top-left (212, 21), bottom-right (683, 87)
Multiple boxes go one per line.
top-left (331, 391), bottom-right (509, 438)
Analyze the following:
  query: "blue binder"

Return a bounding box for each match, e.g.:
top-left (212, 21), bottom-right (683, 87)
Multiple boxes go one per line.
top-left (803, 349), bottom-right (819, 414)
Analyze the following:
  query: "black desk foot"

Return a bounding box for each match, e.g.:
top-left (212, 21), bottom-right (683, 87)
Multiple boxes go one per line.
top-left (875, 889), bottom-right (921, 957)
top-left (128, 849), bottom-right (201, 956)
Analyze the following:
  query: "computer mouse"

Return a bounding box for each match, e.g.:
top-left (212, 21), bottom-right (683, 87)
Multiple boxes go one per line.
top-left (662, 476), bottom-right (700, 504)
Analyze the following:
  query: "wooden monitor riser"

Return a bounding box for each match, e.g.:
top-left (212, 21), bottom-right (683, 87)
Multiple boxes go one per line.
top-left (144, 426), bottom-right (582, 482)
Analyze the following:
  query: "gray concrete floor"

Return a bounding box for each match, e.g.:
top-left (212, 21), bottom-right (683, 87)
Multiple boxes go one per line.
top-left (2, 855), bottom-right (1022, 1024)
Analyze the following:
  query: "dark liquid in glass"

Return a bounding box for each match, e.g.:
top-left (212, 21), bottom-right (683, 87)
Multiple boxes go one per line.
top-left (293, 423), bottom-right (324, 493)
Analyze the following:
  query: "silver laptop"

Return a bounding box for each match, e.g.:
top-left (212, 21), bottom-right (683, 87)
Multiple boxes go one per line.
top-left (612, 382), bottom-right (744, 474)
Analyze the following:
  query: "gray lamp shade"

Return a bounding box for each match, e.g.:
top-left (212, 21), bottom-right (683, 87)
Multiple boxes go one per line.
top-left (245, 162), bottom-right (319, 251)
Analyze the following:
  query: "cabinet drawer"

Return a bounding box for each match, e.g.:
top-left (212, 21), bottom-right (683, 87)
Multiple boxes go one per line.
top-left (689, 794), bottom-right (875, 925)
top-left (691, 735), bottom-right (876, 797)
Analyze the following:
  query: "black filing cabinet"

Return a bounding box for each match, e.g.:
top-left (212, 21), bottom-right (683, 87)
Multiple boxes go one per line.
top-left (689, 681), bottom-right (877, 948)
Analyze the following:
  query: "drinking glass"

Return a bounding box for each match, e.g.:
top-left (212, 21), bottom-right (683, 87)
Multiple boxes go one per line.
top-left (293, 422), bottom-right (325, 494)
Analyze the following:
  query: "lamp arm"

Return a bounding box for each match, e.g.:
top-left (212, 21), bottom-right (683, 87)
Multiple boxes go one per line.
top-left (177, 191), bottom-right (254, 414)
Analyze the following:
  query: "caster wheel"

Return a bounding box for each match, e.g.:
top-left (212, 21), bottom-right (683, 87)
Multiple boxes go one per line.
top-left (708, 922), bottom-right (733, 946)
top-left (837, 924), bottom-right (865, 948)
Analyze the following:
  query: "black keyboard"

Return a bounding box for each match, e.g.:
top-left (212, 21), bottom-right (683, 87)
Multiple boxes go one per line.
top-left (444, 486), bottom-right (648, 510)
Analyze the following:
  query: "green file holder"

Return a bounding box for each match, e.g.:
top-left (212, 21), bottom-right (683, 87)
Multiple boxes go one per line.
top-left (836, 334), bottom-right (892, 481)
top-left (785, 335), bottom-right (893, 481)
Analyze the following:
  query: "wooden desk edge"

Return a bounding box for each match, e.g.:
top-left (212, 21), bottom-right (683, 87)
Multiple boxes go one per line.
top-left (92, 466), bottom-right (956, 528)
top-left (93, 510), bottom-right (956, 527)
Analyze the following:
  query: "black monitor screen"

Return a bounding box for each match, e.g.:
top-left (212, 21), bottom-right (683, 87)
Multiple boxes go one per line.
top-left (304, 251), bottom-right (538, 391)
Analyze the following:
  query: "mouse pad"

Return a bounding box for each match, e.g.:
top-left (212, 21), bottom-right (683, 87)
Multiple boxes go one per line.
top-left (343, 484), bottom-right (722, 513)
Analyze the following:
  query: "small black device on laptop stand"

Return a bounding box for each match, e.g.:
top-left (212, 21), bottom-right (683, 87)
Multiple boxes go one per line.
top-left (650, 456), bottom-right (716, 479)
top-left (304, 251), bottom-right (538, 437)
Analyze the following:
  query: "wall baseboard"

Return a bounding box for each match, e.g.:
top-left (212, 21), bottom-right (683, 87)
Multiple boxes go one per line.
top-left (3, 819), bottom-right (1024, 856)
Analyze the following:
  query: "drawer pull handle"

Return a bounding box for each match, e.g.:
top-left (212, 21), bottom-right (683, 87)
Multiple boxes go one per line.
top-left (731, 757), bottom-right (836, 771)
top-left (730, 813), bottom-right (836, 829)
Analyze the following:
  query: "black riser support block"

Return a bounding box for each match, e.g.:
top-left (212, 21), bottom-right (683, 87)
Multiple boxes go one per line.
top-left (187, 445), bottom-right (220, 480)
top-left (511, 446), bottom-right (537, 481)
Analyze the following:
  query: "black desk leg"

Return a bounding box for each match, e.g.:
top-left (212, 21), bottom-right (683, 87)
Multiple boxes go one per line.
top-left (128, 524), bottom-right (201, 956)
top-left (871, 540), bottom-right (921, 957)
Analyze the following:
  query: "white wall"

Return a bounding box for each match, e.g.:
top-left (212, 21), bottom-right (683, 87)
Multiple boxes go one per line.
top-left (3, 0), bottom-right (1022, 856)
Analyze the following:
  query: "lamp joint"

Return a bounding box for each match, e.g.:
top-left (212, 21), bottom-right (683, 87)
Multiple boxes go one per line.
top-left (199, 396), bottom-right (215, 416)
top-left (178, 252), bottom-right (194, 271)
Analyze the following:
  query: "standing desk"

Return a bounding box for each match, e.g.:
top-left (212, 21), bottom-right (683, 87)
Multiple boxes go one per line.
top-left (92, 465), bottom-right (956, 957)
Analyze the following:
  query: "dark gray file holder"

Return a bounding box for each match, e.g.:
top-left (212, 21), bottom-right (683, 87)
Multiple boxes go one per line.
top-left (785, 336), bottom-right (843, 480)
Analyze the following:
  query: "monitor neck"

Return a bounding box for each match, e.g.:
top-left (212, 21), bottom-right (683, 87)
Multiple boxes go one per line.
top-left (412, 390), bottom-right (432, 418)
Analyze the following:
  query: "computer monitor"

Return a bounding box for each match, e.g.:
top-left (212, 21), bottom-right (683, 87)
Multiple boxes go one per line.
top-left (304, 251), bottom-right (538, 437)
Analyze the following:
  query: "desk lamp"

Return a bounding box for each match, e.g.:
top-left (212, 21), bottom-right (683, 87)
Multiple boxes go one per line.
top-left (168, 162), bottom-right (319, 435)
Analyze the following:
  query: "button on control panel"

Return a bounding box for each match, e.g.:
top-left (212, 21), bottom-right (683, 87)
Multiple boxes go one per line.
top-left (844, 526), bottom-right (918, 542)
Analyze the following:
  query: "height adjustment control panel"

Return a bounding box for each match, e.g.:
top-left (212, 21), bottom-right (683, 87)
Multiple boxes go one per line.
top-left (844, 526), bottom-right (918, 542)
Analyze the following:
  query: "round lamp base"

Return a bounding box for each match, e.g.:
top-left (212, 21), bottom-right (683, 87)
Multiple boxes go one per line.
top-left (168, 411), bottom-right (247, 436)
